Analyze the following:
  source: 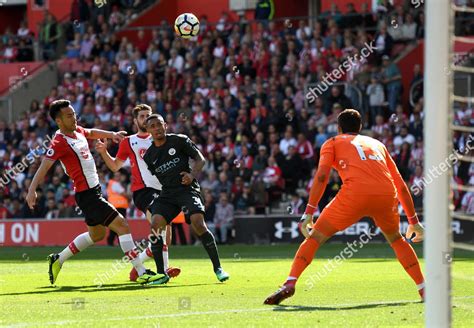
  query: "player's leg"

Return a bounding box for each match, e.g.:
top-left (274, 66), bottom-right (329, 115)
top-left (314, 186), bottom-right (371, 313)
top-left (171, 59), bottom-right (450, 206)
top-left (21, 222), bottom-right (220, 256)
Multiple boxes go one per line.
top-left (47, 225), bottom-right (102, 285)
top-left (131, 189), bottom-right (179, 279)
top-left (148, 213), bottom-right (168, 275)
top-left (189, 213), bottom-right (229, 282)
top-left (370, 195), bottom-right (425, 300)
top-left (265, 193), bottom-right (361, 305)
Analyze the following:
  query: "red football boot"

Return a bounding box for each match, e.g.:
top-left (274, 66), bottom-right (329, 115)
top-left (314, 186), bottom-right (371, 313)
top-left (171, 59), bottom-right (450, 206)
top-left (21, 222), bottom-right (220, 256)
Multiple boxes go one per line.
top-left (166, 267), bottom-right (181, 278)
top-left (264, 283), bottom-right (295, 305)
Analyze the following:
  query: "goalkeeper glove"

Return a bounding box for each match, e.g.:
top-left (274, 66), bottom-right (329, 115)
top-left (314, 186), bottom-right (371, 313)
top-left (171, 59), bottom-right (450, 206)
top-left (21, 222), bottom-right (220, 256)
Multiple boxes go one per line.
top-left (299, 204), bottom-right (317, 238)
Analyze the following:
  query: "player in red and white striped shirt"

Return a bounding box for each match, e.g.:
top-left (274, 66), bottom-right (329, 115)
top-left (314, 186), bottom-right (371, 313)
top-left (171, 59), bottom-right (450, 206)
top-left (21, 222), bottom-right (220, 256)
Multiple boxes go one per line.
top-left (95, 104), bottom-right (181, 281)
top-left (26, 100), bottom-right (167, 286)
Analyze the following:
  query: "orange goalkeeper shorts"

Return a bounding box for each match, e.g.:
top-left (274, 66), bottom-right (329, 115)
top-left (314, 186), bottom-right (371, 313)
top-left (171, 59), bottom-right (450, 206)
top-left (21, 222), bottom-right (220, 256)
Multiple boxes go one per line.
top-left (313, 190), bottom-right (400, 236)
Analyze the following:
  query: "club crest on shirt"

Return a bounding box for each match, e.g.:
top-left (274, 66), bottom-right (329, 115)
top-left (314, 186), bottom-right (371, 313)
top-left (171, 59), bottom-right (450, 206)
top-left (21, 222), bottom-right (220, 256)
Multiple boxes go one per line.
top-left (138, 148), bottom-right (147, 159)
top-left (79, 146), bottom-right (90, 159)
top-left (168, 148), bottom-right (176, 156)
top-left (46, 148), bottom-right (54, 157)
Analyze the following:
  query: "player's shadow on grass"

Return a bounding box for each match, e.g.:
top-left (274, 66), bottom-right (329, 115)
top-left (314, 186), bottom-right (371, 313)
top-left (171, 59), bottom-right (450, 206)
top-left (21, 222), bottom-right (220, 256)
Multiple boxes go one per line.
top-left (272, 300), bottom-right (421, 312)
top-left (0, 282), bottom-right (221, 297)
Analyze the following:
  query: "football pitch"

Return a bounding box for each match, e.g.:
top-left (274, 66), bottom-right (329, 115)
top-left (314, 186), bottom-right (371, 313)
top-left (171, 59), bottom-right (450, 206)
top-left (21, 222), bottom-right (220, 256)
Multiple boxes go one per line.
top-left (0, 244), bottom-right (472, 327)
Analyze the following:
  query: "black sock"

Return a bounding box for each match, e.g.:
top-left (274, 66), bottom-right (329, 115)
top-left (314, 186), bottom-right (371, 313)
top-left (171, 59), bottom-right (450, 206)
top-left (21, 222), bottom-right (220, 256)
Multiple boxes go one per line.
top-left (199, 230), bottom-right (221, 272)
top-left (150, 234), bottom-right (165, 274)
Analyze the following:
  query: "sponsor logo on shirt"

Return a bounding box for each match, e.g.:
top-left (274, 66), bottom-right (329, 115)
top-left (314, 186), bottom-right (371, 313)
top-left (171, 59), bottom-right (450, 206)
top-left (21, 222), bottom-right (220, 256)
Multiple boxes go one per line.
top-left (79, 146), bottom-right (90, 159)
top-left (155, 158), bottom-right (180, 174)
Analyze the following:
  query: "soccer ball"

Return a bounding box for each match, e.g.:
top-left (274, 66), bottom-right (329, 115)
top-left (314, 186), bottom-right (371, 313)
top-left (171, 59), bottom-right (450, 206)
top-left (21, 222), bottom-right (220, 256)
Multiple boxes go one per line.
top-left (174, 13), bottom-right (200, 39)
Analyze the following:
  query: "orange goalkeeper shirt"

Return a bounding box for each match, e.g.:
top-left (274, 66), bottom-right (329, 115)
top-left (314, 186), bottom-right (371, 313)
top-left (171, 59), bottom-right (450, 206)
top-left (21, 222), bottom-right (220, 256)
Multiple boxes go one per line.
top-left (319, 134), bottom-right (402, 196)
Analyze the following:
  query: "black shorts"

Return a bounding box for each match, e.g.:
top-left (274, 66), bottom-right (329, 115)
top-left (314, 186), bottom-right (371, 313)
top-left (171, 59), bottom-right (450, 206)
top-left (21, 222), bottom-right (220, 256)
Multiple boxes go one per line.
top-left (149, 188), bottom-right (205, 224)
top-left (75, 185), bottom-right (120, 227)
top-left (132, 187), bottom-right (161, 213)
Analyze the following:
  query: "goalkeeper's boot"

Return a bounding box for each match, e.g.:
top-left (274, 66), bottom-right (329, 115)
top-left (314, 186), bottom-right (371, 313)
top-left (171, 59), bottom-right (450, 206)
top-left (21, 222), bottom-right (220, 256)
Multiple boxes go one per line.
top-left (264, 282), bottom-right (295, 305)
top-left (47, 253), bottom-right (62, 285)
top-left (136, 269), bottom-right (169, 285)
top-left (418, 286), bottom-right (425, 302)
top-left (215, 267), bottom-right (230, 282)
top-left (166, 267), bottom-right (181, 278)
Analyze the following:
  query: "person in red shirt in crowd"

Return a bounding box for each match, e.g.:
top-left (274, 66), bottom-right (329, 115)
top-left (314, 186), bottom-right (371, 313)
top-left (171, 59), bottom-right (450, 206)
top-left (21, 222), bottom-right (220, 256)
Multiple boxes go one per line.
top-left (0, 198), bottom-right (11, 219)
top-left (296, 133), bottom-right (314, 161)
top-left (250, 98), bottom-right (267, 124)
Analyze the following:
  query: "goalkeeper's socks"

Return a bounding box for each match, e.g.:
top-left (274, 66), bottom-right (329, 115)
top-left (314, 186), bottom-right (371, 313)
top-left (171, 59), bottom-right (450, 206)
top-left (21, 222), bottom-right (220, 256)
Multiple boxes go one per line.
top-left (58, 232), bottom-right (94, 265)
top-left (287, 238), bottom-right (320, 283)
top-left (119, 234), bottom-right (146, 276)
top-left (150, 234), bottom-right (166, 274)
top-left (199, 230), bottom-right (221, 271)
top-left (390, 237), bottom-right (425, 285)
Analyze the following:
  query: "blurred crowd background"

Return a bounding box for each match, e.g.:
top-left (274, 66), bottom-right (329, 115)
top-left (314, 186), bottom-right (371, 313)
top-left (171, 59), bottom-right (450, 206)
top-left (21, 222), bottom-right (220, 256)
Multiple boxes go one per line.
top-left (0, 0), bottom-right (473, 244)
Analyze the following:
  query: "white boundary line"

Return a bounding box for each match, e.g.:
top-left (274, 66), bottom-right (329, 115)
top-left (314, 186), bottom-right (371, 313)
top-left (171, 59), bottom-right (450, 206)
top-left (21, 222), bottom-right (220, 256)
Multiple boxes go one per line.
top-left (4, 297), bottom-right (474, 327)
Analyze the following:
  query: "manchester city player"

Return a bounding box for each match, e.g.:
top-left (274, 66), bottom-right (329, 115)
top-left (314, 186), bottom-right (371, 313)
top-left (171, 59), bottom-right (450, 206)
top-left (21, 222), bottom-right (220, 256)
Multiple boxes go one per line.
top-left (143, 114), bottom-right (229, 283)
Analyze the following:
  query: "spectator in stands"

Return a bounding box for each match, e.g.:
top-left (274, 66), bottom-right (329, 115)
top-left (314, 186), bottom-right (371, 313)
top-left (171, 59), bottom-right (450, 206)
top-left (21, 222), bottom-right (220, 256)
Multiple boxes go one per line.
top-left (374, 24), bottom-right (394, 62)
top-left (201, 171), bottom-right (219, 195)
top-left (0, 198), bottom-right (11, 219)
top-left (324, 87), bottom-right (352, 115)
top-left (280, 146), bottom-right (304, 194)
top-left (401, 13), bottom-right (417, 41)
top-left (288, 193), bottom-right (305, 215)
top-left (216, 171), bottom-right (232, 199)
top-left (279, 129), bottom-right (297, 156)
top-left (45, 199), bottom-right (59, 219)
top-left (416, 12), bottom-right (425, 39)
top-left (366, 76), bottom-right (385, 123)
top-left (2, 39), bottom-right (18, 62)
top-left (381, 55), bottom-right (402, 113)
top-left (394, 126), bottom-right (415, 150)
top-left (40, 13), bottom-right (62, 60)
top-left (212, 193), bottom-right (234, 244)
top-left (372, 114), bottom-right (389, 139)
top-left (234, 182), bottom-right (256, 215)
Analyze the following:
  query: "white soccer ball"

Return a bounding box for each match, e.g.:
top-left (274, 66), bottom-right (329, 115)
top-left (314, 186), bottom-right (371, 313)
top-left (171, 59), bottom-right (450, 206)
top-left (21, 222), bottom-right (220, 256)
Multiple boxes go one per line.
top-left (174, 13), bottom-right (200, 39)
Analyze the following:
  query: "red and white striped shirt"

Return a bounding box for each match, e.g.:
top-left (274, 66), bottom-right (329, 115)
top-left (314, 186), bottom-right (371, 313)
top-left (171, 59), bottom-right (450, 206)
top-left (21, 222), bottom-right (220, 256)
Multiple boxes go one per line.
top-left (45, 126), bottom-right (99, 192)
top-left (116, 134), bottom-right (162, 192)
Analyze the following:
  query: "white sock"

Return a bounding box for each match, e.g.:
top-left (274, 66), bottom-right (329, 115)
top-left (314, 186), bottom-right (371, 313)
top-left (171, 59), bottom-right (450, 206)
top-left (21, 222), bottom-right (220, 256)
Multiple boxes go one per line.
top-left (59, 232), bottom-right (94, 265)
top-left (119, 234), bottom-right (146, 276)
top-left (139, 245), bottom-right (153, 263)
top-left (161, 229), bottom-right (170, 271)
top-left (417, 282), bottom-right (425, 290)
top-left (163, 244), bottom-right (169, 271)
top-left (287, 276), bottom-right (297, 281)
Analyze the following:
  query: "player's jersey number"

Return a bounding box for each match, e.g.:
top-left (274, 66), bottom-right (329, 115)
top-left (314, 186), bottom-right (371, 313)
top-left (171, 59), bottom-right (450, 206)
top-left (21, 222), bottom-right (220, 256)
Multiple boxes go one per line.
top-left (351, 139), bottom-right (384, 161)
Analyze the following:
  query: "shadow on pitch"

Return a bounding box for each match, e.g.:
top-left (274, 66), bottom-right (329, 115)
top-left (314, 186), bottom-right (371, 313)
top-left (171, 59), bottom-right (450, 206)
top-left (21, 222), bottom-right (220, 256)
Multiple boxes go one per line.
top-left (0, 282), bottom-right (221, 297)
top-left (272, 300), bottom-right (420, 312)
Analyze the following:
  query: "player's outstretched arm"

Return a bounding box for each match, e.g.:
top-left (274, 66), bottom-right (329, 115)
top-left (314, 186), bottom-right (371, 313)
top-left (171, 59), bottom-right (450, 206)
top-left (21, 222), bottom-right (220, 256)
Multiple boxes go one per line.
top-left (26, 159), bottom-right (55, 209)
top-left (384, 147), bottom-right (424, 242)
top-left (95, 138), bottom-right (125, 172)
top-left (87, 129), bottom-right (127, 143)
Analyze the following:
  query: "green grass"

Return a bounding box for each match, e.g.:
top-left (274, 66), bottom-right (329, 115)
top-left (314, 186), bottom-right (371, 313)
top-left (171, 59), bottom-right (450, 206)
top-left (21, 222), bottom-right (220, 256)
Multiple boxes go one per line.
top-left (0, 244), bottom-right (472, 327)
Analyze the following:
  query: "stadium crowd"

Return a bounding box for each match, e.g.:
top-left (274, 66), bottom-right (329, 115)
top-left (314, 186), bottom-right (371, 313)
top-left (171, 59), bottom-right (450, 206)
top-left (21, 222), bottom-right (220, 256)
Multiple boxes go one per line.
top-left (1, 1), bottom-right (473, 242)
